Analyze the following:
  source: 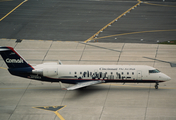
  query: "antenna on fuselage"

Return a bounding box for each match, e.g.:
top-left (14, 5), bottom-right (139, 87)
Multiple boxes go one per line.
top-left (58, 60), bottom-right (63, 65)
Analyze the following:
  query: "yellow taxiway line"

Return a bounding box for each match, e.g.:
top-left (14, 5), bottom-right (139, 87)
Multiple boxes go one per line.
top-left (143, 2), bottom-right (176, 7)
top-left (33, 105), bottom-right (66, 120)
top-left (84, 0), bottom-right (176, 43)
top-left (84, 0), bottom-right (142, 43)
top-left (54, 111), bottom-right (65, 120)
top-left (90, 29), bottom-right (176, 41)
top-left (0, 67), bottom-right (7, 70)
top-left (0, 0), bottom-right (28, 22)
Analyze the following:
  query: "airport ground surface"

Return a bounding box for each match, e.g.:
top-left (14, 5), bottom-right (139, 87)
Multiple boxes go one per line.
top-left (0, 0), bottom-right (176, 43)
top-left (0, 39), bottom-right (176, 120)
top-left (0, 0), bottom-right (176, 120)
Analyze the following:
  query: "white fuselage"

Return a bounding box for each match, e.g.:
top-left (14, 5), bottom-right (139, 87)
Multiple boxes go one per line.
top-left (32, 63), bottom-right (171, 84)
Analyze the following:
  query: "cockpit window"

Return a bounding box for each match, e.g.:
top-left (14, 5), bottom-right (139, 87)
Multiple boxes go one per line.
top-left (149, 69), bottom-right (160, 73)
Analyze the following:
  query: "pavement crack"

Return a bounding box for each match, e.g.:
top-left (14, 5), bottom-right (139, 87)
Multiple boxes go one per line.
top-left (153, 44), bottom-right (159, 67)
top-left (8, 81), bottom-right (31, 120)
top-left (99, 83), bottom-right (111, 120)
top-left (42, 41), bottom-right (53, 62)
top-left (78, 43), bottom-right (86, 63)
top-left (117, 43), bottom-right (125, 64)
top-left (144, 84), bottom-right (151, 120)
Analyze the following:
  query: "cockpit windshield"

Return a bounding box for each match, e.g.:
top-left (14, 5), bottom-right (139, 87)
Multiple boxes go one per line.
top-left (149, 69), bottom-right (160, 73)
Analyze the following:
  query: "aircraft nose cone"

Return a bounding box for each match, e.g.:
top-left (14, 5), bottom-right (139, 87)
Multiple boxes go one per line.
top-left (160, 73), bottom-right (171, 81)
top-left (167, 76), bottom-right (171, 81)
top-left (164, 74), bottom-right (171, 81)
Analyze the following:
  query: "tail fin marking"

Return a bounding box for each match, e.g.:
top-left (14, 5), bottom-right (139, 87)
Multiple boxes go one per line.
top-left (0, 46), bottom-right (34, 69)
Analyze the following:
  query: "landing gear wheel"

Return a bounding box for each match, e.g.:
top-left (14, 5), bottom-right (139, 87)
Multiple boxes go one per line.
top-left (155, 85), bottom-right (158, 89)
top-left (155, 82), bottom-right (159, 89)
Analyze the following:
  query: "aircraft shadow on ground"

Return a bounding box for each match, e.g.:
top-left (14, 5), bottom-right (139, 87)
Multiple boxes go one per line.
top-left (143, 56), bottom-right (176, 67)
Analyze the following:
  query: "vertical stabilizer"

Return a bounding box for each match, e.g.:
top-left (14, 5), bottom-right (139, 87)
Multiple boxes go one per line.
top-left (0, 46), bottom-right (34, 69)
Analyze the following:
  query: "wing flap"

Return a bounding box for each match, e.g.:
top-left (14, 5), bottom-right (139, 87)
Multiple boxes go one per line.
top-left (67, 80), bottom-right (105, 90)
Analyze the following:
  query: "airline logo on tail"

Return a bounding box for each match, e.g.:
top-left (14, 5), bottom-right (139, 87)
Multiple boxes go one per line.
top-left (6, 58), bottom-right (24, 63)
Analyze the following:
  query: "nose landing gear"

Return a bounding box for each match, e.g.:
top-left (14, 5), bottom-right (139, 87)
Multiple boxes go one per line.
top-left (155, 82), bottom-right (159, 89)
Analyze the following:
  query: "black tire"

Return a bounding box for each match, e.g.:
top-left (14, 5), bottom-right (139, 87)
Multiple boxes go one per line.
top-left (155, 85), bottom-right (158, 89)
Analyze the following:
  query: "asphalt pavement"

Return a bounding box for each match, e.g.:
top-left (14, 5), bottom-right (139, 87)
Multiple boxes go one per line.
top-left (0, 0), bottom-right (175, 43)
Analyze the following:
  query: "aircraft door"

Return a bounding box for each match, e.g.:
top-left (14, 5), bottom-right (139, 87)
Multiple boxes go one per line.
top-left (137, 70), bottom-right (142, 80)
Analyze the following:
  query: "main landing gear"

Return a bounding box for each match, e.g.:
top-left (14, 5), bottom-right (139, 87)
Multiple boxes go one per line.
top-left (155, 82), bottom-right (159, 89)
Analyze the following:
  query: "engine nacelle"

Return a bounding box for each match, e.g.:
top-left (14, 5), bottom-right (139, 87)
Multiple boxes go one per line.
top-left (32, 67), bottom-right (58, 77)
top-left (43, 67), bottom-right (58, 76)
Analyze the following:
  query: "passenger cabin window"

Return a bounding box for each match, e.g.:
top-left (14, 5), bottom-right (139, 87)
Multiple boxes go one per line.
top-left (90, 72), bottom-right (92, 76)
top-left (149, 69), bottom-right (160, 74)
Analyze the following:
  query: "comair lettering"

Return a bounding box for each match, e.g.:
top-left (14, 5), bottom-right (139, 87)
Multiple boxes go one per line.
top-left (6, 58), bottom-right (24, 63)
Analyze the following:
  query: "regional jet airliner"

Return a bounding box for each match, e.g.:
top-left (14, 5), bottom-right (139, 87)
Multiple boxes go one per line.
top-left (0, 46), bottom-right (171, 90)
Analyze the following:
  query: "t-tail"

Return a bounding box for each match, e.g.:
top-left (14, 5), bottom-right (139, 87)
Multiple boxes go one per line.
top-left (0, 46), bottom-right (34, 77)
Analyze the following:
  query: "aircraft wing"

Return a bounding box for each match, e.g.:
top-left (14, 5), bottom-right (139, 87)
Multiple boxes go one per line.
top-left (66, 80), bottom-right (105, 90)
